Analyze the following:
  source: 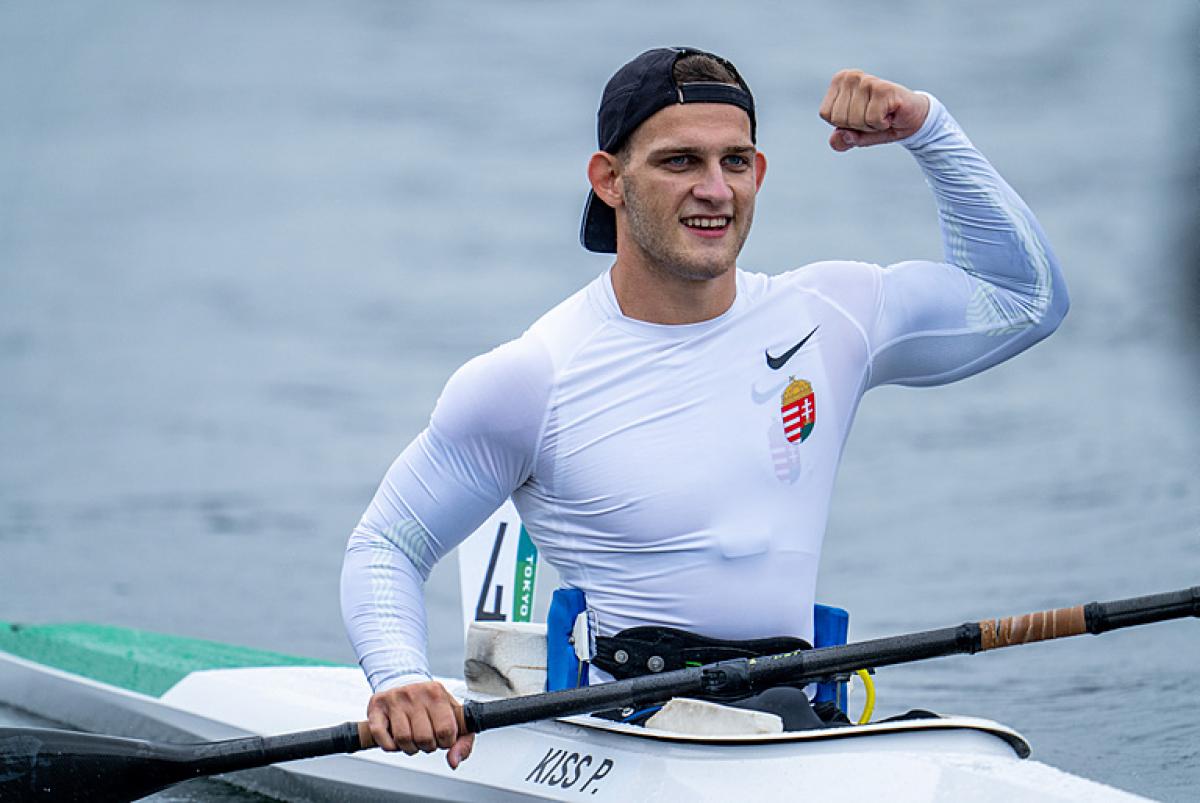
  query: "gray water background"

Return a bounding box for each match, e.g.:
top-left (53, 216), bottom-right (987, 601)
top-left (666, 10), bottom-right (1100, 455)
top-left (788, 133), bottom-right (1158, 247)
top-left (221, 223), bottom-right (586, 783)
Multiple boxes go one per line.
top-left (1, 1), bottom-right (1197, 800)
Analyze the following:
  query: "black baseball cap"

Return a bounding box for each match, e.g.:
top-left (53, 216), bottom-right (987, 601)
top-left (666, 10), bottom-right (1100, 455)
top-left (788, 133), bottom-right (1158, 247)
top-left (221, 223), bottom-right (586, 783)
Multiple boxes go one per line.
top-left (580, 47), bottom-right (757, 254)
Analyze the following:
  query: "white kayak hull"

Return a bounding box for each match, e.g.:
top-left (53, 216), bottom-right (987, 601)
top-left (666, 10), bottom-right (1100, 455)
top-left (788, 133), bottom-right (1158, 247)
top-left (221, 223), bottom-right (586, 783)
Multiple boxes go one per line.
top-left (0, 647), bottom-right (1148, 802)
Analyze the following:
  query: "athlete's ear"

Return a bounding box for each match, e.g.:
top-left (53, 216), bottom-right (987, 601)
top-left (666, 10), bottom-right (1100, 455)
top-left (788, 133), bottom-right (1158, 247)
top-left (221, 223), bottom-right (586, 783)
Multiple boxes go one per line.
top-left (754, 151), bottom-right (767, 192)
top-left (587, 151), bottom-right (623, 209)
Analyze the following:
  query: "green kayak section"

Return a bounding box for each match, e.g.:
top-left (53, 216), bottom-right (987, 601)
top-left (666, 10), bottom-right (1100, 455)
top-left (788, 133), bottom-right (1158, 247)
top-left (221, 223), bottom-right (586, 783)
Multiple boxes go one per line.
top-left (0, 621), bottom-right (342, 697)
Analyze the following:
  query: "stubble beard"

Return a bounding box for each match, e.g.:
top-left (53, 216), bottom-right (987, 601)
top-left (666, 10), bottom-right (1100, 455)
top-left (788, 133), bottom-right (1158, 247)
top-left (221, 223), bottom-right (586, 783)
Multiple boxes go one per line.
top-left (622, 175), bottom-right (753, 283)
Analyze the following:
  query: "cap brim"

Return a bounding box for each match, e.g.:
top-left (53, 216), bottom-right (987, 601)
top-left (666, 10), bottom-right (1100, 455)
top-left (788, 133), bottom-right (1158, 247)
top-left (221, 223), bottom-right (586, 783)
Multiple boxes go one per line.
top-left (580, 189), bottom-right (617, 254)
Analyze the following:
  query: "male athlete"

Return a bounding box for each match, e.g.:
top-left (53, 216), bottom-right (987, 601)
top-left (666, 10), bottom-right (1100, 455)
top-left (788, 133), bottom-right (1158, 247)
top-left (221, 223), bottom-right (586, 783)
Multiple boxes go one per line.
top-left (341, 47), bottom-right (1067, 767)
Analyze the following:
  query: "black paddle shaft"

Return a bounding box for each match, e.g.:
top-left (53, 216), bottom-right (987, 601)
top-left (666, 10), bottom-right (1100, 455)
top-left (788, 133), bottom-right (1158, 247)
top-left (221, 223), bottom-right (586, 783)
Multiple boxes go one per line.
top-left (0, 722), bottom-right (364, 802)
top-left (463, 585), bottom-right (1200, 732)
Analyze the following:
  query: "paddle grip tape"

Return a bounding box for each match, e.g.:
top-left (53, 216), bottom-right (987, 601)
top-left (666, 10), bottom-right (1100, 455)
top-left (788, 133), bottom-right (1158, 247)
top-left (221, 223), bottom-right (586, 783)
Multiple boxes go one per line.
top-left (978, 604), bottom-right (1086, 650)
top-left (981, 587), bottom-right (1200, 650)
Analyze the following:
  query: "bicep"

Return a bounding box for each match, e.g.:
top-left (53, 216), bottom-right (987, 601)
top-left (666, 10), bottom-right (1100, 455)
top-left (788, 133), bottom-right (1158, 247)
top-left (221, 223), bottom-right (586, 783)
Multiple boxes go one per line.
top-left (868, 259), bottom-right (1058, 388)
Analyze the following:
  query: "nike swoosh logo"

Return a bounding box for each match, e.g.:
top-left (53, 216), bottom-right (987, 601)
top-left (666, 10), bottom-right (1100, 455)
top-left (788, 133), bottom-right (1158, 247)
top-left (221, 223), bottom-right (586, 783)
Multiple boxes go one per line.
top-left (765, 326), bottom-right (819, 370)
top-left (750, 380), bottom-right (788, 404)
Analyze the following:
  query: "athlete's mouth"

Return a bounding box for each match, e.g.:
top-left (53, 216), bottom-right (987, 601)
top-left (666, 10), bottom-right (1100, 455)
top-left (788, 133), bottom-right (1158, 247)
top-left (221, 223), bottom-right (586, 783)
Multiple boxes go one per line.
top-left (681, 215), bottom-right (731, 231)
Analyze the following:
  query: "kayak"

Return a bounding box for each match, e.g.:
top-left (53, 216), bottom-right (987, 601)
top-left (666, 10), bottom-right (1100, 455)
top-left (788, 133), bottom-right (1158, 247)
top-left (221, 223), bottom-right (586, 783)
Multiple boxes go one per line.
top-left (0, 620), bottom-right (1148, 802)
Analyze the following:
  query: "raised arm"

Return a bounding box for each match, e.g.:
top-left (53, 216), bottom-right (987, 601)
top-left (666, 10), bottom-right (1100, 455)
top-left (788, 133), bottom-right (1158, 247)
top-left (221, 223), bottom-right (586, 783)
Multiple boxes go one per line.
top-left (819, 70), bottom-right (1068, 387)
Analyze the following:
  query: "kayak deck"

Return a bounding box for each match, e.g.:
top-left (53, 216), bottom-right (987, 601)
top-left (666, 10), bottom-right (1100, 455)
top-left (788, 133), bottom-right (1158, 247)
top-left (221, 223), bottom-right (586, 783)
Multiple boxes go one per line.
top-left (0, 621), bottom-right (337, 696)
top-left (0, 621), bottom-right (1149, 802)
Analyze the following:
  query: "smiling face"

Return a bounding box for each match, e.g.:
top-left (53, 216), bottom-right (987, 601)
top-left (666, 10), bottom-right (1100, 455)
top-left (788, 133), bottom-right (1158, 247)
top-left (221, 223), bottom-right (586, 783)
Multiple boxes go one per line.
top-left (611, 102), bottom-right (766, 282)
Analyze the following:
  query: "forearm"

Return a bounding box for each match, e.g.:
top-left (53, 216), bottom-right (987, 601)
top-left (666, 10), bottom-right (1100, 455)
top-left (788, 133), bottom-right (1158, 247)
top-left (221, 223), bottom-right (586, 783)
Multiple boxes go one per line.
top-left (902, 94), bottom-right (1068, 332)
top-left (340, 523), bottom-right (435, 692)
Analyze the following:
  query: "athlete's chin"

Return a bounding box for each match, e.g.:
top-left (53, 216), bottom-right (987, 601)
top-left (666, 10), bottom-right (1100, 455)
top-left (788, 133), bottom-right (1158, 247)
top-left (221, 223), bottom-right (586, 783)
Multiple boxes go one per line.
top-left (670, 241), bottom-right (743, 280)
top-left (669, 258), bottom-right (735, 282)
top-left (628, 227), bottom-right (746, 282)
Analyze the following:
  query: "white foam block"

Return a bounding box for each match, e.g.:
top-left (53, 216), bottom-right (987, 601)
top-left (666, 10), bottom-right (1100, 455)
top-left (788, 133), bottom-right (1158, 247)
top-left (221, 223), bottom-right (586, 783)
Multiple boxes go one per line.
top-left (463, 621), bottom-right (547, 697)
top-left (645, 697), bottom-right (784, 736)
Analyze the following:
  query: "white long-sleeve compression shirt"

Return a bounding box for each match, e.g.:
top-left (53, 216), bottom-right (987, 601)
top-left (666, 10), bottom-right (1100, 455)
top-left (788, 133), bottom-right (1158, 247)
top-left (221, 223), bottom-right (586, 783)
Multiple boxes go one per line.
top-left (341, 95), bottom-right (1067, 692)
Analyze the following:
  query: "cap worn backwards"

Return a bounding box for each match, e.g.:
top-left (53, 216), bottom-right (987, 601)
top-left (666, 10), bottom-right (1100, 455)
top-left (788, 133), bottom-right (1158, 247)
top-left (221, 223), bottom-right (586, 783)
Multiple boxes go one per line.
top-left (580, 47), bottom-right (757, 254)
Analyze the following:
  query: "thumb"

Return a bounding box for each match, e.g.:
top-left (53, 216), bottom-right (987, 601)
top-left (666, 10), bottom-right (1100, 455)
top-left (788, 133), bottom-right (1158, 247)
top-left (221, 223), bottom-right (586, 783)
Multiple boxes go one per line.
top-left (829, 127), bottom-right (902, 151)
top-left (447, 732), bottom-right (475, 769)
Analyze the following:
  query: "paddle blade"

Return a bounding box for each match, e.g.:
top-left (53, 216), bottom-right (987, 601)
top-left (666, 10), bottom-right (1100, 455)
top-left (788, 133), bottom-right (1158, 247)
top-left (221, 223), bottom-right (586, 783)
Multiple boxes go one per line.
top-left (0, 727), bottom-right (197, 803)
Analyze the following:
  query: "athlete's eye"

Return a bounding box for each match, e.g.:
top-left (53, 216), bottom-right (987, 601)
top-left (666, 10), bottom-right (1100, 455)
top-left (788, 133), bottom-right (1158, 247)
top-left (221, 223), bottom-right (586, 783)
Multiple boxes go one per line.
top-left (724, 154), bottom-right (750, 169)
top-left (665, 155), bottom-right (692, 168)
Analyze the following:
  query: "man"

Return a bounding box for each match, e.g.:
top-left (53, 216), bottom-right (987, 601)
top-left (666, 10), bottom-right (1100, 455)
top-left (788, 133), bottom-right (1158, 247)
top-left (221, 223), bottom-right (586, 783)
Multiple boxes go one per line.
top-left (341, 47), bottom-right (1067, 768)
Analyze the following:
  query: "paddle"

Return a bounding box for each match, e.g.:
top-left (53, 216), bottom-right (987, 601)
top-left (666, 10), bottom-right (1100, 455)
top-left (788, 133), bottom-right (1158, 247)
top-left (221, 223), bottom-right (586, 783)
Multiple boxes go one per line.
top-left (2, 586), bottom-right (1196, 801)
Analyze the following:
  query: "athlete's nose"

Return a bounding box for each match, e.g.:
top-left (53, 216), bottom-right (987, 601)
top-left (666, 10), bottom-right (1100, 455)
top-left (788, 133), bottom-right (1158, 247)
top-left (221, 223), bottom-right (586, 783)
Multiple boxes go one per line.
top-left (692, 160), bottom-right (734, 204)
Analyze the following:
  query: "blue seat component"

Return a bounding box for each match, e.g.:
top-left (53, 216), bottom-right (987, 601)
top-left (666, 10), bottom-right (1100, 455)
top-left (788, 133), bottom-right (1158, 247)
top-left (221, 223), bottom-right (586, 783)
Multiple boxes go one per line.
top-left (812, 603), bottom-right (850, 712)
top-left (546, 590), bottom-right (851, 711)
top-left (546, 588), bottom-right (589, 691)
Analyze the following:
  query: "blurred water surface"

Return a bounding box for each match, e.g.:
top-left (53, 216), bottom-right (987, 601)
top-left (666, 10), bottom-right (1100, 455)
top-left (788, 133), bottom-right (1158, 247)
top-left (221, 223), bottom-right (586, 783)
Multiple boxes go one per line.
top-left (1, 1), bottom-right (1197, 800)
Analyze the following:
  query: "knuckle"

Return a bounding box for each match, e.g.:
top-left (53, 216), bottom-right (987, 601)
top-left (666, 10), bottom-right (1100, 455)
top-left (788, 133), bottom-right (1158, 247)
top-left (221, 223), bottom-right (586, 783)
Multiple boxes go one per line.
top-left (414, 682), bottom-right (445, 703)
top-left (390, 720), bottom-right (413, 743)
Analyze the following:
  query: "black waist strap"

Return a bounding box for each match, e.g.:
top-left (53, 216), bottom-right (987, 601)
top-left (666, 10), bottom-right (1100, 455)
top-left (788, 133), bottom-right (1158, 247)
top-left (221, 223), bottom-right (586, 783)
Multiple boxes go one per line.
top-left (592, 626), bottom-right (811, 681)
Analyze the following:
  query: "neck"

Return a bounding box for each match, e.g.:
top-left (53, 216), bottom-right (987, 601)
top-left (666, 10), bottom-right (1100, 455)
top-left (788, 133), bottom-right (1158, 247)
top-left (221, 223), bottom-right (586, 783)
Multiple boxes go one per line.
top-left (609, 257), bottom-right (737, 325)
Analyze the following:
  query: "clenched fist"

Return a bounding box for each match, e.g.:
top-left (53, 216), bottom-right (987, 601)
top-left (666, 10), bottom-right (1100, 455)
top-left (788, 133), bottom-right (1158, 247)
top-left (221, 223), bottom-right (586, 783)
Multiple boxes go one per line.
top-left (819, 70), bottom-right (930, 151)
top-left (365, 680), bottom-right (475, 769)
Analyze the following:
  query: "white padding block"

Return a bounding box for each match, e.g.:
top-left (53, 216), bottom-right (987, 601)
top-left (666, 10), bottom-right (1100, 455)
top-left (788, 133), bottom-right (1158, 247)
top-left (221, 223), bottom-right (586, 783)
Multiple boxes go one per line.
top-left (645, 697), bottom-right (783, 735)
top-left (464, 622), bottom-right (547, 697)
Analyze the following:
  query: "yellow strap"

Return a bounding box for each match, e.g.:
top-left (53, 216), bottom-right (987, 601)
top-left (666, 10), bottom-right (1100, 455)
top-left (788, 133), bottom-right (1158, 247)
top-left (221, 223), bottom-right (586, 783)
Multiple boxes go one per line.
top-left (855, 669), bottom-right (876, 725)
